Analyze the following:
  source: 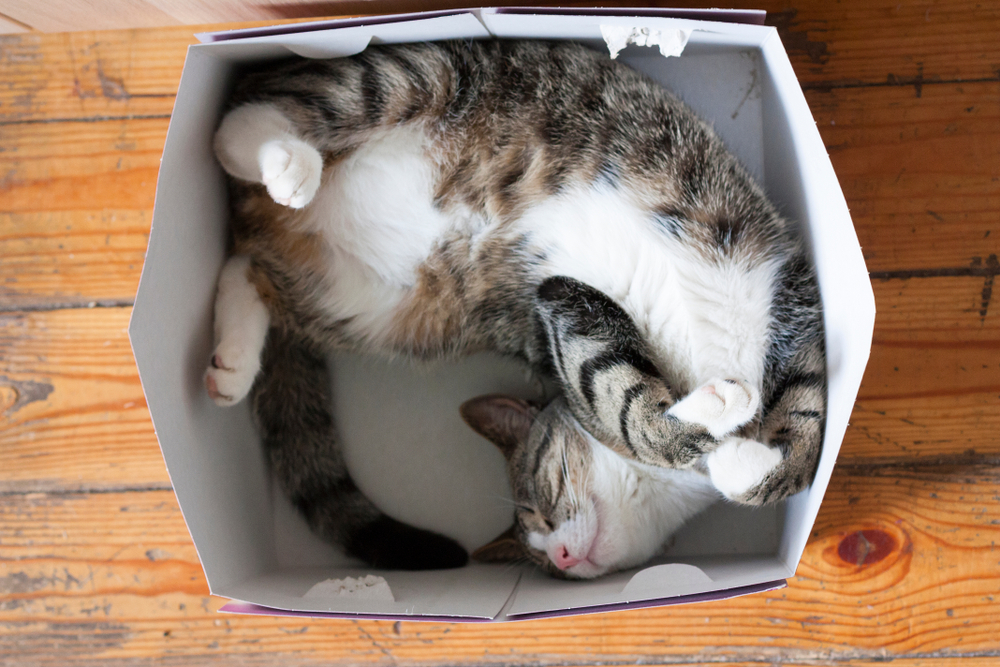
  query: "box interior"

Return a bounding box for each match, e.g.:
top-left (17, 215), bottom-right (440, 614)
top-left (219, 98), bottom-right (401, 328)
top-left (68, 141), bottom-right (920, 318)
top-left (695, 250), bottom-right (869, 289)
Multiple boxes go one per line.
top-left (130, 9), bottom-right (874, 621)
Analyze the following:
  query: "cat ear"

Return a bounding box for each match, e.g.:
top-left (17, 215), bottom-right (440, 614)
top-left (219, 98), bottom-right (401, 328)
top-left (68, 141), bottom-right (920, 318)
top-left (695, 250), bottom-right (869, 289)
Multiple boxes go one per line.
top-left (459, 395), bottom-right (537, 459)
top-left (471, 525), bottom-right (528, 563)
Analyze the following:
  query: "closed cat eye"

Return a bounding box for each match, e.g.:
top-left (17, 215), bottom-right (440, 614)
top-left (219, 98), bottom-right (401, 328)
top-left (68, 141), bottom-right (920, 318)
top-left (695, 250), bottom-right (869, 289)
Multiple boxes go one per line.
top-left (515, 504), bottom-right (554, 530)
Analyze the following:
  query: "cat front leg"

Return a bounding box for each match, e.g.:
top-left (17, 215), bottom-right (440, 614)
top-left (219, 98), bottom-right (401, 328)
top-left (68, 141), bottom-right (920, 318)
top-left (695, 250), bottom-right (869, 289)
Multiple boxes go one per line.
top-left (205, 255), bottom-right (270, 406)
top-left (706, 380), bottom-right (824, 504)
top-left (214, 103), bottom-right (323, 209)
top-left (705, 438), bottom-right (783, 501)
top-left (666, 379), bottom-right (760, 439)
top-left (535, 276), bottom-right (721, 468)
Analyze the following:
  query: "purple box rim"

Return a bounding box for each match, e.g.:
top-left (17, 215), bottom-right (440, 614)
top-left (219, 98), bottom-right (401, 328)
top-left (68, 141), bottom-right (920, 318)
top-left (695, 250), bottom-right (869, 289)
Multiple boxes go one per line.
top-left (218, 579), bottom-right (787, 623)
top-left (198, 6), bottom-right (766, 43)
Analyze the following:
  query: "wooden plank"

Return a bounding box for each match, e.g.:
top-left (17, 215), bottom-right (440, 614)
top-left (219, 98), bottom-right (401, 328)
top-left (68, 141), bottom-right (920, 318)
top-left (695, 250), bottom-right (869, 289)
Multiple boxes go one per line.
top-left (0, 118), bottom-right (164, 307)
top-left (843, 393), bottom-right (1000, 464)
top-left (0, 30), bottom-right (182, 124)
top-left (806, 82), bottom-right (1000, 272)
top-left (837, 275), bottom-right (1000, 464)
top-left (0, 210), bottom-right (150, 309)
top-left (0, 117), bottom-right (166, 209)
top-left (1, 0), bottom-right (180, 34)
top-left (1, 467), bottom-right (998, 663)
top-left (1, 84), bottom-right (997, 305)
top-left (0, 19), bottom-right (314, 125)
top-left (1, 1), bottom-right (999, 125)
top-left (2, 269), bottom-right (997, 490)
top-left (144, 0), bottom-right (294, 24)
top-left (5, 0), bottom-right (998, 88)
top-left (872, 276), bottom-right (999, 342)
top-left (0, 308), bottom-right (168, 492)
top-left (765, 0), bottom-right (1000, 86)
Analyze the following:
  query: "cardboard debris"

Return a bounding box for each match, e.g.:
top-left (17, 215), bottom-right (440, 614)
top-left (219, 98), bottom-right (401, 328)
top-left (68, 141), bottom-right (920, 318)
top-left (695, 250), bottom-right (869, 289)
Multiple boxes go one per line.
top-left (600, 24), bottom-right (692, 59)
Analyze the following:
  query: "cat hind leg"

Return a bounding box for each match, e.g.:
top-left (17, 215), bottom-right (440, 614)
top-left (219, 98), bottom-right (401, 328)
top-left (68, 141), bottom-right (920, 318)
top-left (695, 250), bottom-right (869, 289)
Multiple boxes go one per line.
top-left (259, 139), bottom-right (323, 209)
top-left (205, 255), bottom-right (270, 406)
top-left (214, 103), bottom-right (323, 209)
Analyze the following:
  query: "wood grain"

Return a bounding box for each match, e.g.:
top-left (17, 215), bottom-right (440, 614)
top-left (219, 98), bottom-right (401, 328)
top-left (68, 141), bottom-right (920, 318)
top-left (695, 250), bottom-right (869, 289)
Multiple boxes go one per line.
top-left (1, 0), bottom-right (181, 33)
top-left (2, 3), bottom-right (999, 664)
top-left (0, 118), bottom-right (165, 210)
top-left (4, 0), bottom-right (999, 89)
top-left (1, 467), bottom-right (997, 664)
top-left (0, 285), bottom-right (996, 491)
top-left (1, 78), bottom-right (996, 308)
top-left (0, 308), bottom-right (167, 492)
top-left (1, 1), bottom-right (999, 123)
top-left (0, 210), bottom-right (150, 309)
top-left (0, 19), bottom-right (314, 124)
top-left (0, 30), bottom-right (181, 124)
top-left (0, 118), bottom-right (165, 308)
top-left (808, 82), bottom-right (1000, 272)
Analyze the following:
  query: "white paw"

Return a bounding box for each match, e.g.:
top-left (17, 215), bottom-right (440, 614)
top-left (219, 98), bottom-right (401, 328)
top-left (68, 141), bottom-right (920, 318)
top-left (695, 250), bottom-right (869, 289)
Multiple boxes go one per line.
top-left (667, 378), bottom-right (760, 438)
top-left (706, 438), bottom-right (783, 500)
top-left (204, 343), bottom-right (261, 407)
top-left (259, 139), bottom-right (322, 209)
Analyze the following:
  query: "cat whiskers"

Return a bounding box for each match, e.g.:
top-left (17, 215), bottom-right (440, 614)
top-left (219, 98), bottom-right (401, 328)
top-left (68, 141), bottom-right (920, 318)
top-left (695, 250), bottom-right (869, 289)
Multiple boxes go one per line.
top-left (498, 555), bottom-right (535, 574)
top-left (488, 495), bottom-right (532, 513)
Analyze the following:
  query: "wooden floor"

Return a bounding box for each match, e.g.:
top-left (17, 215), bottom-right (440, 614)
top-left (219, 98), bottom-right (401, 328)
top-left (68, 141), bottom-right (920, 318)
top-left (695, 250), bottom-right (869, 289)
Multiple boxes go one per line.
top-left (1, 1), bottom-right (998, 665)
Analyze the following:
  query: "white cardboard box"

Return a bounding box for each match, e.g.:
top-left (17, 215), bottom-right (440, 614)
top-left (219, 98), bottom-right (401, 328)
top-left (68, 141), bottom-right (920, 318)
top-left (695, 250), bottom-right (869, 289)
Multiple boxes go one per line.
top-left (129, 7), bottom-right (875, 621)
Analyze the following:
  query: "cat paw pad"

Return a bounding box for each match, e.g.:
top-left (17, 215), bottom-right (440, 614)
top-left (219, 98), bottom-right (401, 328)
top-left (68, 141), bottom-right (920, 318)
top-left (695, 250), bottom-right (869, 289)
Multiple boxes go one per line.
top-left (667, 378), bottom-right (760, 438)
top-left (204, 345), bottom-right (260, 407)
top-left (259, 140), bottom-right (322, 209)
top-left (706, 438), bottom-right (782, 501)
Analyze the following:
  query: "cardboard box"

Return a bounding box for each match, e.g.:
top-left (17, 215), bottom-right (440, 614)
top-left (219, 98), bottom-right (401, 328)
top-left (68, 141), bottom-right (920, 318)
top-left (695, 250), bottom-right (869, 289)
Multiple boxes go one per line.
top-left (129, 7), bottom-right (876, 621)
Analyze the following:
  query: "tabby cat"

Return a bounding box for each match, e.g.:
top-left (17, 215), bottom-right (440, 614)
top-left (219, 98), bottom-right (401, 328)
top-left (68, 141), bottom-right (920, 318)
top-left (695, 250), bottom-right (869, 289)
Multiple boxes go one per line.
top-left (206, 40), bottom-right (826, 577)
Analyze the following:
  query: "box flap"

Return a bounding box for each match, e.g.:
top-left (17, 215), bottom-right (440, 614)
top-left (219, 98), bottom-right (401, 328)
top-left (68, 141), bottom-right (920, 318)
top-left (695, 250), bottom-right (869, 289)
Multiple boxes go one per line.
top-left (196, 7), bottom-right (767, 44)
top-left (198, 13), bottom-right (491, 59)
top-left (218, 564), bottom-right (521, 619)
top-left (505, 578), bottom-right (787, 621)
top-left (493, 6), bottom-right (766, 24)
top-left (754, 32), bottom-right (876, 570)
top-left (197, 9), bottom-right (486, 43)
top-left (503, 555), bottom-right (790, 617)
top-left (129, 45), bottom-right (276, 594)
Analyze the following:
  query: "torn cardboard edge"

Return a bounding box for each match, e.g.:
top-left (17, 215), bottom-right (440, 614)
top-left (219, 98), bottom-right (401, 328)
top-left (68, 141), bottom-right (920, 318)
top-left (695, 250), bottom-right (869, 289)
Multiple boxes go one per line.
top-left (600, 25), bottom-right (692, 59)
top-left (304, 575), bottom-right (395, 602)
top-left (131, 6), bottom-right (874, 623)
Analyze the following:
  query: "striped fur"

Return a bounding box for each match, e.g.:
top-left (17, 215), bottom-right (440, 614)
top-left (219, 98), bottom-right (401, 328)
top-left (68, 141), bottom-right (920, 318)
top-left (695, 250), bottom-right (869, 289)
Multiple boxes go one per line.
top-left (462, 395), bottom-right (719, 579)
top-left (207, 40), bottom-right (826, 572)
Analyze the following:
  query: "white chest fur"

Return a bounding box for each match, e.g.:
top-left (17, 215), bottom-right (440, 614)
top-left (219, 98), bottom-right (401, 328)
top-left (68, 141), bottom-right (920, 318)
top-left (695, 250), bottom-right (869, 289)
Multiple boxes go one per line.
top-left (298, 126), bottom-right (465, 338)
top-left (282, 124), bottom-right (777, 386)
top-left (520, 184), bottom-right (778, 392)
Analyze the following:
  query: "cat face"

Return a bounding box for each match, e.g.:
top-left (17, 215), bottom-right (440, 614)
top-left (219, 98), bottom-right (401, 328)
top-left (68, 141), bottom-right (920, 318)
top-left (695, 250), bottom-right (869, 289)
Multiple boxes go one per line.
top-left (461, 395), bottom-right (716, 579)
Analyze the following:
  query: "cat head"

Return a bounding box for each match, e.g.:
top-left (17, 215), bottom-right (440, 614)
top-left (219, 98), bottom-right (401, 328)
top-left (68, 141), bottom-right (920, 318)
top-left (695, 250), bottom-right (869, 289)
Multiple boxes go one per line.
top-left (460, 394), bottom-right (712, 579)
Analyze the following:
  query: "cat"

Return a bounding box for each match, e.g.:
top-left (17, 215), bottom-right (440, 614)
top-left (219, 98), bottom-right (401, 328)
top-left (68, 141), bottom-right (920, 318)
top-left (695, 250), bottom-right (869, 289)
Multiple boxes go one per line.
top-left (461, 394), bottom-right (719, 579)
top-left (206, 39), bottom-right (826, 575)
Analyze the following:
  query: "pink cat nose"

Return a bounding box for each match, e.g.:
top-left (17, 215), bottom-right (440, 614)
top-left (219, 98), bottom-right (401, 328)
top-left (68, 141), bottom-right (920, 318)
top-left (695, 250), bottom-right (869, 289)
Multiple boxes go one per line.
top-left (551, 544), bottom-right (581, 570)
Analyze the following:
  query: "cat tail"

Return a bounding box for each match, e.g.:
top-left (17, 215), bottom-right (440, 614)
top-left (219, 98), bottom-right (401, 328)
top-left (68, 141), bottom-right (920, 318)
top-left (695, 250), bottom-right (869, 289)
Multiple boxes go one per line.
top-left (250, 324), bottom-right (468, 570)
